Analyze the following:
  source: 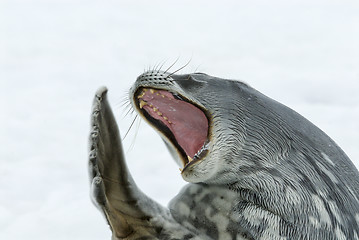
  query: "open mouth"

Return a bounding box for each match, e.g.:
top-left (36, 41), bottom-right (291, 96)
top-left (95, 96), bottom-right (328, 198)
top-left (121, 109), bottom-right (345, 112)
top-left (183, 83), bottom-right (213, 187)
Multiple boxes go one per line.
top-left (135, 88), bottom-right (209, 170)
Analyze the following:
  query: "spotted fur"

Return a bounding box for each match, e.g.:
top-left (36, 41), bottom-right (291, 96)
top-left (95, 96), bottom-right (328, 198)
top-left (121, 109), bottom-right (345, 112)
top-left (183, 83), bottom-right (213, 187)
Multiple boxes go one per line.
top-left (89, 71), bottom-right (359, 239)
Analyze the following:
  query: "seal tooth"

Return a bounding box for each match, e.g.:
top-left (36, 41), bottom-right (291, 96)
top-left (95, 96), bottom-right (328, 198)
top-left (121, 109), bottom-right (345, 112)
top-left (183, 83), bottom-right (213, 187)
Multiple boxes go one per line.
top-left (153, 107), bottom-right (158, 112)
top-left (163, 116), bottom-right (168, 121)
top-left (137, 91), bottom-right (146, 99)
top-left (157, 111), bottom-right (163, 116)
top-left (150, 89), bottom-right (156, 94)
top-left (187, 156), bottom-right (193, 162)
top-left (139, 100), bottom-right (147, 109)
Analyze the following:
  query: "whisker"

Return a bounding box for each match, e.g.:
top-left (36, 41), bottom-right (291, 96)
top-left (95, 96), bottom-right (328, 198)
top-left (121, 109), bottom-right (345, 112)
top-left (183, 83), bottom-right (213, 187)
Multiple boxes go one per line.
top-left (185, 64), bottom-right (202, 81)
top-left (120, 100), bottom-right (131, 108)
top-left (114, 90), bottom-right (130, 110)
top-left (115, 91), bottom-right (130, 108)
top-left (118, 95), bottom-right (130, 106)
top-left (119, 96), bottom-right (129, 102)
top-left (194, 64), bottom-right (202, 73)
top-left (164, 56), bottom-right (180, 74)
top-left (117, 90), bottom-right (129, 100)
top-left (157, 59), bottom-right (168, 73)
top-left (152, 61), bottom-right (162, 73)
top-left (122, 114), bottom-right (138, 141)
top-left (127, 117), bottom-right (142, 153)
top-left (144, 64), bottom-right (151, 73)
top-left (123, 106), bottom-right (135, 118)
top-left (168, 57), bottom-right (192, 77)
top-left (121, 102), bottom-right (133, 115)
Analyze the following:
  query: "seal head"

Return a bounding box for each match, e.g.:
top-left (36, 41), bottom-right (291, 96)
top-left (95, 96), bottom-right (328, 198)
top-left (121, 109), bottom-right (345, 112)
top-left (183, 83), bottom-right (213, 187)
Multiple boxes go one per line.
top-left (130, 72), bottom-right (252, 183)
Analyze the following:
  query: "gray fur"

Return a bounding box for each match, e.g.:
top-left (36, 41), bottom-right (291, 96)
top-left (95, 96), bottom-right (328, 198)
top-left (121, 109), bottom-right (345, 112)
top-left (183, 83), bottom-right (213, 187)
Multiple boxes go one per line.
top-left (89, 71), bottom-right (359, 239)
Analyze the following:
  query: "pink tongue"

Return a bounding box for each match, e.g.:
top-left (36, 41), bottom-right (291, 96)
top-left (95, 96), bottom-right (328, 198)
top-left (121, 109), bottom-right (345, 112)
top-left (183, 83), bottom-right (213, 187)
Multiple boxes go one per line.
top-left (142, 90), bottom-right (208, 158)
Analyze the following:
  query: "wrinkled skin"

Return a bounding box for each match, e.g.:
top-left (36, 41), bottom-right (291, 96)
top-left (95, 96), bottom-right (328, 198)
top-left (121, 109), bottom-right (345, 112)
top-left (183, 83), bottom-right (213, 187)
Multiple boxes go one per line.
top-left (89, 72), bottom-right (359, 239)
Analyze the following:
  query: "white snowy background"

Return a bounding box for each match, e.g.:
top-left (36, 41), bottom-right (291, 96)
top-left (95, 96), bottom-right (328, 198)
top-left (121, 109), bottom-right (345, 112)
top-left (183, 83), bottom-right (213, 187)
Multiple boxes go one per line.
top-left (1, 0), bottom-right (358, 239)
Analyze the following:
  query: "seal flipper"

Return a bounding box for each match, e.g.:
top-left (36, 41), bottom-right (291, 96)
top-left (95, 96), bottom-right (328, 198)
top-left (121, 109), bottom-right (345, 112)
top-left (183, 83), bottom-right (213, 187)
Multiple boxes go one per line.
top-left (89, 87), bottom-right (165, 239)
top-left (89, 87), bottom-right (211, 240)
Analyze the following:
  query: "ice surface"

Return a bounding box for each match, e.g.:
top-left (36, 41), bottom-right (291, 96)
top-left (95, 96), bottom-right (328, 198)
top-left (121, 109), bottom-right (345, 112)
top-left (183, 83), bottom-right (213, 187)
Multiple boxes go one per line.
top-left (0, 0), bottom-right (358, 239)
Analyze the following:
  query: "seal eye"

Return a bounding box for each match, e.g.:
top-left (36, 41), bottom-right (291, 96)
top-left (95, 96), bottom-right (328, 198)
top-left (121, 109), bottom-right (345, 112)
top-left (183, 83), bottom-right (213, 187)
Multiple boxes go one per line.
top-left (136, 88), bottom-right (209, 167)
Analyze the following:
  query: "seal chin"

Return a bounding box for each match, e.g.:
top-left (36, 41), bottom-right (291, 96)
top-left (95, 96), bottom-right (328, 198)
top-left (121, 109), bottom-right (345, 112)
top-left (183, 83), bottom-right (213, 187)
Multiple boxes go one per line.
top-left (180, 153), bottom-right (220, 183)
top-left (133, 87), bottom-right (211, 172)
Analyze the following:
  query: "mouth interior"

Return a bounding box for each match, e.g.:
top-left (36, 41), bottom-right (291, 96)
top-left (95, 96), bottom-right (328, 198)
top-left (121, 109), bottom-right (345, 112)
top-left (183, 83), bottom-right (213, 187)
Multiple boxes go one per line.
top-left (137, 88), bottom-right (208, 164)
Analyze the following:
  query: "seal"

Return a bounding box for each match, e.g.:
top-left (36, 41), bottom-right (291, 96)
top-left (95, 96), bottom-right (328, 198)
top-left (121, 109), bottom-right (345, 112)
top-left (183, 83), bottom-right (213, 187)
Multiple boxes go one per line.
top-left (89, 71), bottom-right (359, 239)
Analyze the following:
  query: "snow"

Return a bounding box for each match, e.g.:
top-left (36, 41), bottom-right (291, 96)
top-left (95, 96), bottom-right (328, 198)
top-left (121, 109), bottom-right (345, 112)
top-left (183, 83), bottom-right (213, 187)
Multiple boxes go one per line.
top-left (0, 0), bottom-right (358, 239)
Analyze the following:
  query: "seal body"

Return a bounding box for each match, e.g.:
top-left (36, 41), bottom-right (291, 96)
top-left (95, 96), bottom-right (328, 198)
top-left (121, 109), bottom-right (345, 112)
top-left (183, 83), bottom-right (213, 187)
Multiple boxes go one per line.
top-left (89, 71), bottom-right (359, 239)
